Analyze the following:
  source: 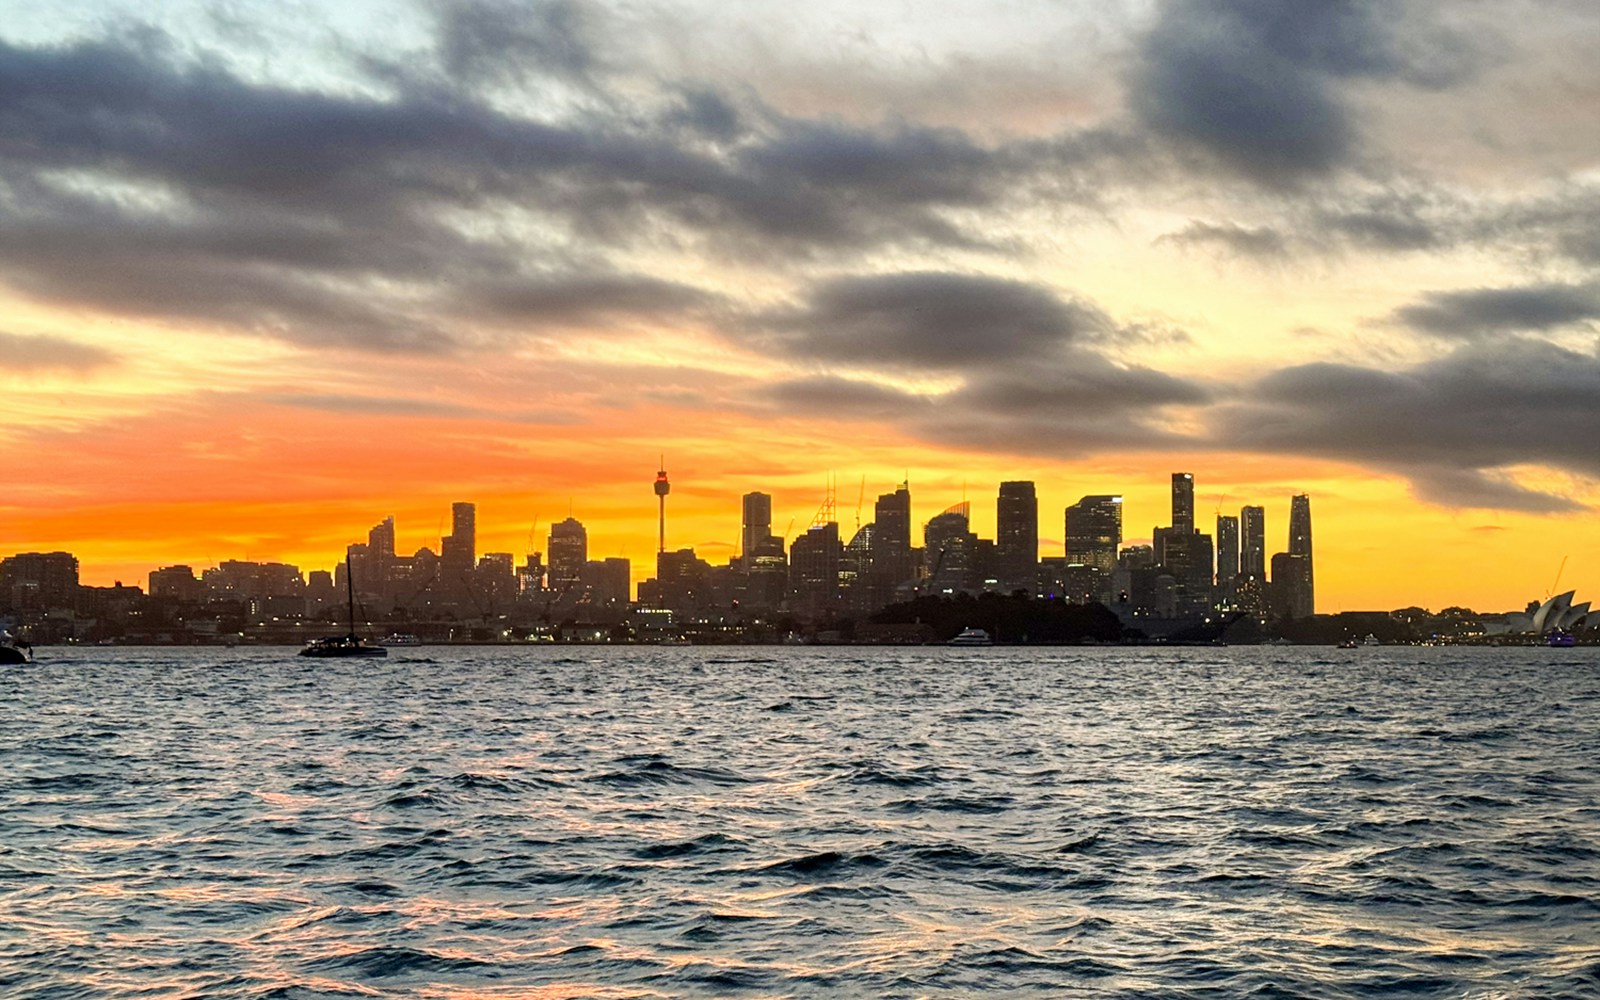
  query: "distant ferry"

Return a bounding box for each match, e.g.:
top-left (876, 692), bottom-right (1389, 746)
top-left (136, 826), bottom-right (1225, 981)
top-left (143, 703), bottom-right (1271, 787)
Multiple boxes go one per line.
top-left (947, 627), bottom-right (994, 646)
top-left (380, 633), bottom-right (421, 646)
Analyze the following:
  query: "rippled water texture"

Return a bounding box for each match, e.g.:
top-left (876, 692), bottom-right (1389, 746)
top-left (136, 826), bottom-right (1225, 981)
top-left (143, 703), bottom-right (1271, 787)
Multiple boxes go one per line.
top-left (3, 647), bottom-right (1599, 998)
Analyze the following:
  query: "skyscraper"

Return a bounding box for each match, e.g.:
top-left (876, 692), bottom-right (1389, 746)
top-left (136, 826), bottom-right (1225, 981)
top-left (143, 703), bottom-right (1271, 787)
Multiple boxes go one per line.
top-left (1288, 493), bottom-right (1313, 615)
top-left (741, 492), bottom-right (772, 566)
top-left (1240, 505), bottom-right (1266, 580)
top-left (1216, 514), bottom-right (1239, 590)
top-left (924, 502), bottom-right (974, 594)
top-left (790, 521), bottom-right (842, 618)
top-left (449, 503), bottom-right (475, 563)
top-left (440, 502), bottom-right (476, 605)
top-left (1065, 495), bottom-right (1122, 573)
top-left (548, 517), bottom-right (588, 595)
top-left (1171, 472), bottom-right (1195, 535)
top-left (996, 481), bottom-right (1038, 594)
top-left (871, 482), bottom-right (912, 585)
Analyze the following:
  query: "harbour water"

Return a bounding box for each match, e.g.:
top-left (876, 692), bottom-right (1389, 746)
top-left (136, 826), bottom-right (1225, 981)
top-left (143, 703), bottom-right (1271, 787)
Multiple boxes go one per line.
top-left (2, 646), bottom-right (1597, 998)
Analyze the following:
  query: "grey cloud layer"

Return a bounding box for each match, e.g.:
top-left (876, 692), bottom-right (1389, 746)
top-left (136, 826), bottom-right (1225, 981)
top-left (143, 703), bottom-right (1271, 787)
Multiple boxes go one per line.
top-left (1132, 0), bottom-right (1483, 186)
top-left (0, 2), bottom-right (1596, 513)
top-left (1214, 340), bottom-right (1600, 511)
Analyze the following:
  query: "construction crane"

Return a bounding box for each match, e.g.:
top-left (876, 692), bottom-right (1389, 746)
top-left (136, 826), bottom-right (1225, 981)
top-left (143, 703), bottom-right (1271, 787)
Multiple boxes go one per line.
top-left (810, 475), bottom-right (837, 528)
top-left (855, 476), bottom-right (866, 532)
top-left (1548, 556), bottom-right (1569, 599)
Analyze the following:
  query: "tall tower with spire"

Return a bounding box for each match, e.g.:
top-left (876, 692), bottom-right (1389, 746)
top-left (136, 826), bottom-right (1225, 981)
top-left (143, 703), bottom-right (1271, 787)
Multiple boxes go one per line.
top-left (654, 457), bottom-right (671, 555)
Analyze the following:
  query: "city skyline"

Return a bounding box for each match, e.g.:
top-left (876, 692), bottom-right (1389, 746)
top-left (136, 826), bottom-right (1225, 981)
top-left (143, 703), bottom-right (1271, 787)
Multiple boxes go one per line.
top-left (2, 3), bottom-right (1599, 612)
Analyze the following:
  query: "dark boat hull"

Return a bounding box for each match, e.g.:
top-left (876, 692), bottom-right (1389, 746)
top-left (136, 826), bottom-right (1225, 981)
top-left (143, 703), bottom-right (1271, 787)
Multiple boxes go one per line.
top-left (0, 644), bottom-right (31, 665)
top-left (299, 636), bottom-right (387, 658)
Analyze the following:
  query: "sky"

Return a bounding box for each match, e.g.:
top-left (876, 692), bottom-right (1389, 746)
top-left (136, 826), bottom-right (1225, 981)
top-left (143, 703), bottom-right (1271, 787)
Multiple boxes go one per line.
top-left (2, 0), bottom-right (1599, 612)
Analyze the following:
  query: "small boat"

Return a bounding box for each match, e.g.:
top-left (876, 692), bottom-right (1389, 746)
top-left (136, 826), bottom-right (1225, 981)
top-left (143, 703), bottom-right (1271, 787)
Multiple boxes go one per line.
top-left (300, 553), bottom-right (387, 658)
top-left (1547, 629), bottom-right (1577, 648)
top-left (379, 633), bottom-right (421, 646)
top-left (947, 627), bottom-right (994, 646)
top-left (1336, 638), bottom-right (1359, 649)
top-left (0, 631), bottom-right (33, 665)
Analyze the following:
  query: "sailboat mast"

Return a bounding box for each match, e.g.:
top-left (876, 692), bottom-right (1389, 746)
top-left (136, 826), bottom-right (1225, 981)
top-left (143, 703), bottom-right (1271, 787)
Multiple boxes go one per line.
top-left (346, 552), bottom-right (356, 636)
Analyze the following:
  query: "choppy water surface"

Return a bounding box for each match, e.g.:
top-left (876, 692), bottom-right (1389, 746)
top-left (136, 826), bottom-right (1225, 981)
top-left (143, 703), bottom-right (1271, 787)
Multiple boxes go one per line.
top-left (2, 646), bottom-right (1598, 998)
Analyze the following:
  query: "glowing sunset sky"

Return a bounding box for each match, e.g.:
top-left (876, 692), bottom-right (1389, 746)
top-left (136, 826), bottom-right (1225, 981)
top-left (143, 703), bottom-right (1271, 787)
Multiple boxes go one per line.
top-left (3, 0), bottom-right (1600, 612)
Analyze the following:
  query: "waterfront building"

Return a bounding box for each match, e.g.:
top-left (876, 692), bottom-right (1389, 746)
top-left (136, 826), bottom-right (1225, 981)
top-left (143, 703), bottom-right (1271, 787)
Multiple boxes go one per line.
top-left (996, 481), bottom-right (1038, 595)
top-left (548, 517), bottom-right (588, 595)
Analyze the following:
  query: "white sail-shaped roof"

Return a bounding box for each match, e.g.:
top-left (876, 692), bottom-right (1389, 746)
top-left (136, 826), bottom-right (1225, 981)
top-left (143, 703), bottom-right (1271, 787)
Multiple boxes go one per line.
top-left (1533, 590), bottom-right (1575, 633)
top-left (1556, 601), bottom-right (1591, 631)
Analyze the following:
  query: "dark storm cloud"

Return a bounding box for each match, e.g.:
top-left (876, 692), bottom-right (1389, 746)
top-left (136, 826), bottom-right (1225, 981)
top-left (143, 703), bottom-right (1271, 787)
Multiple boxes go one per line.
top-left (1131, 0), bottom-right (1483, 186)
top-left (758, 272), bottom-right (1115, 370)
top-left (1393, 283), bottom-right (1600, 339)
top-left (1213, 340), bottom-right (1600, 511)
top-left (0, 331), bottom-right (118, 372)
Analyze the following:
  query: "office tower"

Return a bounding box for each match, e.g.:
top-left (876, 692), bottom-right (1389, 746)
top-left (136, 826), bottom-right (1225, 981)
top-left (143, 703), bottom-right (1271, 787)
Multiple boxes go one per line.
top-left (996, 481), bottom-right (1039, 594)
top-left (1171, 472), bottom-right (1195, 534)
top-left (1065, 495), bottom-right (1123, 573)
top-left (1160, 530), bottom-right (1214, 617)
top-left (547, 517), bottom-right (588, 595)
top-left (742, 492), bottom-right (772, 566)
top-left (448, 503), bottom-right (476, 562)
top-left (1216, 514), bottom-right (1240, 590)
top-left (582, 557), bottom-right (631, 606)
top-left (790, 521), bottom-right (842, 618)
top-left (871, 482), bottom-right (912, 585)
top-left (924, 502), bottom-right (975, 594)
top-left (1240, 505), bottom-right (1266, 579)
top-left (1288, 493), bottom-right (1314, 614)
top-left (1271, 551), bottom-right (1313, 620)
top-left (654, 459), bottom-right (671, 554)
top-left (746, 535), bottom-right (789, 611)
top-left (367, 516), bottom-right (396, 604)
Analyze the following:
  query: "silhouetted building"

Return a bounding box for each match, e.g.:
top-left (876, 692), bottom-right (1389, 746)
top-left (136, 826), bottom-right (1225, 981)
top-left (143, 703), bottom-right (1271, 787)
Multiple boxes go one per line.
top-left (0, 552), bottom-right (80, 612)
top-left (791, 522), bottom-right (843, 618)
top-left (648, 548), bottom-right (712, 612)
top-left (548, 517), bottom-right (587, 595)
top-left (871, 483), bottom-right (913, 587)
top-left (477, 553), bottom-right (517, 613)
top-left (841, 524), bottom-right (876, 613)
top-left (149, 565), bottom-right (202, 603)
top-left (206, 560), bottom-right (304, 602)
top-left (1065, 494), bottom-right (1122, 602)
top-left (1171, 472), bottom-right (1194, 535)
top-left (996, 481), bottom-right (1038, 594)
top-left (745, 535), bottom-right (788, 611)
top-left (1216, 514), bottom-right (1240, 594)
top-left (368, 516), bottom-right (396, 604)
top-left (1271, 551), bottom-right (1314, 620)
top-left (1289, 493), bottom-right (1313, 612)
top-left (924, 503), bottom-right (974, 595)
top-left (741, 492), bottom-right (772, 569)
top-left (440, 502), bottom-right (477, 605)
top-left (582, 557), bottom-right (631, 606)
top-left (1240, 505), bottom-right (1266, 580)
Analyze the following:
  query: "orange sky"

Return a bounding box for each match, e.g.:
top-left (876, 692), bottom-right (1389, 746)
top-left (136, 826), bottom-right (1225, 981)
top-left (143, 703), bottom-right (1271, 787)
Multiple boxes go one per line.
top-left (3, 2), bottom-right (1600, 613)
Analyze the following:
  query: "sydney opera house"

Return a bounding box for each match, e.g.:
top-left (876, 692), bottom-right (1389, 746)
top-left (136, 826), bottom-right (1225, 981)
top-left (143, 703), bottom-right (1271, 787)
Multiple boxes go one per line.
top-left (1530, 591), bottom-right (1594, 636)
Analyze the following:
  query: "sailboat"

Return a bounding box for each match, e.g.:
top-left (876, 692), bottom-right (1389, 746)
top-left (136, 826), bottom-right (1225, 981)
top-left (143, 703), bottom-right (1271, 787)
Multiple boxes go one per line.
top-left (300, 554), bottom-right (387, 658)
